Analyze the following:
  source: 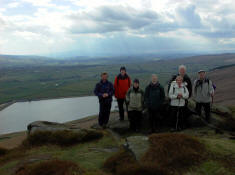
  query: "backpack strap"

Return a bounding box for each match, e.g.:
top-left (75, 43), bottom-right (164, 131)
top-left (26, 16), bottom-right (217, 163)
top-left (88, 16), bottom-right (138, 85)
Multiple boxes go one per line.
top-left (183, 86), bottom-right (186, 93)
top-left (168, 75), bottom-right (177, 93)
top-left (127, 76), bottom-right (131, 87)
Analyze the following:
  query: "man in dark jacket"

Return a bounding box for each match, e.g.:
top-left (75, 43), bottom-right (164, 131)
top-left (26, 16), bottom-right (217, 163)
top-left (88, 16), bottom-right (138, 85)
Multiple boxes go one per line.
top-left (168, 65), bottom-right (192, 98)
top-left (145, 74), bottom-right (165, 133)
top-left (94, 72), bottom-right (114, 129)
top-left (114, 67), bottom-right (131, 121)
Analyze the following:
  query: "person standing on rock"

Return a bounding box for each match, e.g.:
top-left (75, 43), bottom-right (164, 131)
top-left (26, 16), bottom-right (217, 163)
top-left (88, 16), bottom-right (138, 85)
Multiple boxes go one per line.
top-left (193, 70), bottom-right (214, 123)
top-left (144, 74), bottom-right (165, 133)
top-left (94, 72), bottom-right (114, 129)
top-left (114, 67), bottom-right (131, 121)
top-left (169, 76), bottom-right (189, 131)
top-left (126, 79), bottom-right (144, 132)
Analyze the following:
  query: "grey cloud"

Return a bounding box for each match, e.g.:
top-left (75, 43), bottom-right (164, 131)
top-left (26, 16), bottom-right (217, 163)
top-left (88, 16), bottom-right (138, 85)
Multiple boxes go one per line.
top-left (68, 5), bottom-right (159, 34)
top-left (198, 30), bottom-right (235, 38)
top-left (68, 4), bottom-right (206, 35)
top-left (3, 20), bottom-right (52, 36)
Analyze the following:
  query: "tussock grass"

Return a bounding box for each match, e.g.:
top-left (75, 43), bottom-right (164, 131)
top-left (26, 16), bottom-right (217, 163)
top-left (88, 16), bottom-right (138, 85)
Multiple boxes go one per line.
top-left (0, 147), bottom-right (26, 166)
top-left (15, 159), bottom-right (83, 175)
top-left (142, 133), bottom-right (206, 171)
top-left (22, 129), bottom-right (103, 147)
top-left (104, 133), bottom-right (207, 175)
top-left (103, 148), bottom-right (170, 175)
top-left (103, 148), bottom-right (137, 174)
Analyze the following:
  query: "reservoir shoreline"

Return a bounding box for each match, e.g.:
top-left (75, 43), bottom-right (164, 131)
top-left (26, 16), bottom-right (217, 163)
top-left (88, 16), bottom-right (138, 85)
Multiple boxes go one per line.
top-left (0, 96), bottom-right (117, 135)
top-left (0, 95), bottom-right (96, 112)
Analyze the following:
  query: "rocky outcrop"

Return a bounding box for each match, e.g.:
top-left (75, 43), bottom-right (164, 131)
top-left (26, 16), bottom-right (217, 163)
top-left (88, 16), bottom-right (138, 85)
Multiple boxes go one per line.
top-left (100, 99), bottom-right (235, 134)
top-left (27, 121), bottom-right (81, 135)
top-left (125, 136), bottom-right (149, 161)
top-left (28, 100), bottom-right (235, 136)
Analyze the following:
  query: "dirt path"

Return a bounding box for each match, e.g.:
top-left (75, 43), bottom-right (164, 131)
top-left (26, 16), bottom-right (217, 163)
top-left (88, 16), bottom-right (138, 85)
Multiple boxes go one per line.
top-left (0, 132), bottom-right (27, 149)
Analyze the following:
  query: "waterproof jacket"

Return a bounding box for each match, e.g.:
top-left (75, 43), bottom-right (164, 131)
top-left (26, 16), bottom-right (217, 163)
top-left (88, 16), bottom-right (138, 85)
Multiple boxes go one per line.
top-left (193, 78), bottom-right (214, 103)
top-left (114, 74), bottom-right (131, 99)
top-left (126, 87), bottom-right (144, 111)
top-left (144, 82), bottom-right (165, 110)
top-left (94, 80), bottom-right (114, 103)
top-left (169, 81), bottom-right (189, 107)
top-left (168, 74), bottom-right (192, 97)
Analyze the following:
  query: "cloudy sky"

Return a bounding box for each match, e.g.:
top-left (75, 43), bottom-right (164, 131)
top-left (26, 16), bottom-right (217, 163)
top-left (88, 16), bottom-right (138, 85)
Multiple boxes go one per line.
top-left (0, 0), bottom-right (235, 56)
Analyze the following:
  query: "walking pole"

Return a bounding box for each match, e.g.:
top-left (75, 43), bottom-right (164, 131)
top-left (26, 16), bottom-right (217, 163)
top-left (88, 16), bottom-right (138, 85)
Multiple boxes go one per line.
top-left (175, 98), bottom-right (181, 131)
top-left (211, 95), bottom-right (214, 109)
top-left (176, 106), bottom-right (180, 131)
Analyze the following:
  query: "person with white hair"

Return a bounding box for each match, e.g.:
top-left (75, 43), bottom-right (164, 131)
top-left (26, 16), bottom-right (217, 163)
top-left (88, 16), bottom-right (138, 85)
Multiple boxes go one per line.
top-left (168, 65), bottom-right (192, 98)
top-left (144, 74), bottom-right (165, 133)
top-left (169, 75), bottom-right (189, 131)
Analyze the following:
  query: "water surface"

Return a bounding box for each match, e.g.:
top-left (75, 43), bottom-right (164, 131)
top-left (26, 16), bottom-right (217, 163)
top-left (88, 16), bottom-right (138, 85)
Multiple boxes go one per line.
top-left (0, 96), bottom-right (117, 135)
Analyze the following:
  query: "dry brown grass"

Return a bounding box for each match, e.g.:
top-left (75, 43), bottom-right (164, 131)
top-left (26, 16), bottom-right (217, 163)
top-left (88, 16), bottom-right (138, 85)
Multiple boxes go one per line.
top-left (0, 146), bottom-right (28, 167)
top-left (103, 148), bottom-right (137, 174)
top-left (15, 159), bottom-right (84, 175)
top-left (0, 147), bottom-right (8, 156)
top-left (22, 129), bottom-right (103, 147)
top-left (142, 133), bottom-right (206, 174)
top-left (103, 148), bottom-right (170, 175)
top-left (104, 133), bottom-right (207, 175)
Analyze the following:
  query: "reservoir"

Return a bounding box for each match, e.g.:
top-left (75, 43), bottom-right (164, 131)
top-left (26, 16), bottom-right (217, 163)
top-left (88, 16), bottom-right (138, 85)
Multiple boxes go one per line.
top-left (0, 96), bottom-right (117, 135)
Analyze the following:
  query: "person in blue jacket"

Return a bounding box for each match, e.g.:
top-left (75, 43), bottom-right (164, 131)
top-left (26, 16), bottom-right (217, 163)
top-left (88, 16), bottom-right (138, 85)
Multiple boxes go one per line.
top-left (94, 72), bottom-right (114, 129)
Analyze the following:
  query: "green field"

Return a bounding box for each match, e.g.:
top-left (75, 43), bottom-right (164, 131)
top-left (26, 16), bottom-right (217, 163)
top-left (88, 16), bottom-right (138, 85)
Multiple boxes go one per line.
top-left (0, 54), bottom-right (234, 104)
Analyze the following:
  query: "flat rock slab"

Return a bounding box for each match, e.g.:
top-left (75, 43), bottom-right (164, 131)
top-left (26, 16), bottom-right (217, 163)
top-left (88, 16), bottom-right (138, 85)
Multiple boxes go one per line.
top-left (91, 117), bottom-right (130, 135)
top-left (88, 147), bottom-right (119, 153)
top-left (27, 121), bottom-right (81, 134)
top-left (211, 105), bottom-right (232, 117)
top-left (126, 136), bottom-right (150, 161)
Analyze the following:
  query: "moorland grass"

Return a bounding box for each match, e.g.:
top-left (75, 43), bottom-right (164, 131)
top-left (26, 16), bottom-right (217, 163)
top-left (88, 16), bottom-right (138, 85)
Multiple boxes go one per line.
top-left (15, 159), bottom-right (83, 175)
top-left (22, 129), bottom-right (103, 147)
top-left (104, 133), bottom-right (207, 175)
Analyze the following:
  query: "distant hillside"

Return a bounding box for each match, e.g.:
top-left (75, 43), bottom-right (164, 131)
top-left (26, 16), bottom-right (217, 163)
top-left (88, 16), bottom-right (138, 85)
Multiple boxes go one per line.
top-left (0, 53), bottom-right (235, 104)
top-left (208, 65), bottom-right (235, 106)
top-left (1, 53), bottom-right (235, 68)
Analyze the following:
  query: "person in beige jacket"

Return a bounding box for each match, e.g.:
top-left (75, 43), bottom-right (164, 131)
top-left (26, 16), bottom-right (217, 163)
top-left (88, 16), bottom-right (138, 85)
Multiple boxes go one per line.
top-left (193, 70), bottom-right (214, 123)
top-left (126, 79), bottom-right (144, 132)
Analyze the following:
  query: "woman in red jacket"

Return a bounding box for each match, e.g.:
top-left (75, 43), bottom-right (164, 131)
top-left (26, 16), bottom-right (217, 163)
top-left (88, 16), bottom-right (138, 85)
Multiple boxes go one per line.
top-left (114, 67), bottom-right (131, 121)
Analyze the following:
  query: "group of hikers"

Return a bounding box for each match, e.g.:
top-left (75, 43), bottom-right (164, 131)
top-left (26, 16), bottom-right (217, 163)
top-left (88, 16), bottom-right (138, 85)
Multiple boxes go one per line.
top-left (94, 65), bottom-right (215, 133)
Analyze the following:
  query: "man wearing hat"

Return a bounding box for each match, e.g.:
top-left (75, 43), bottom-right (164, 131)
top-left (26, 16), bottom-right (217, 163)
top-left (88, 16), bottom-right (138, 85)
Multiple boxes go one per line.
top-left (114, 67), bottom-right (131, 121)
top-left (193, 70), bottom-right (214, 123)
top-left (126, 79), bottom-right (144, 132)
top-left (94, 72), bottom-right (114, 129)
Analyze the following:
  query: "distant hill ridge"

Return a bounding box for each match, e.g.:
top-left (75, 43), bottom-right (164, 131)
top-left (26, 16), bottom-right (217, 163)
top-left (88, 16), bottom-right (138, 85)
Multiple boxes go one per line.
top-left (208, 66), bottom-right (235, 106)
top-left (210, 64), bottom-right (235, 71)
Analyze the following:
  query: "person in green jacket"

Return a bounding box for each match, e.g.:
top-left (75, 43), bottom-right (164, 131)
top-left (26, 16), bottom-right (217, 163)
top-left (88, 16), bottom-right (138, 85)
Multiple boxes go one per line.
top-left (144, 74), bottom-right (165, 133)
top-left (126, 79), bottom-right (144, 132)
